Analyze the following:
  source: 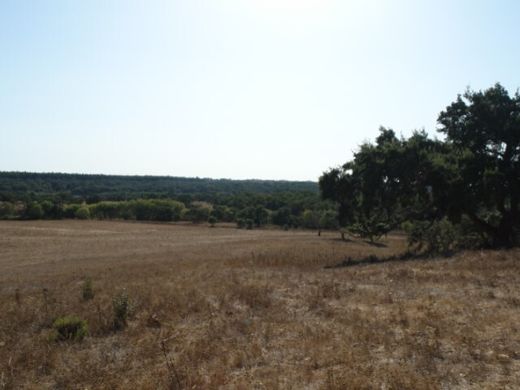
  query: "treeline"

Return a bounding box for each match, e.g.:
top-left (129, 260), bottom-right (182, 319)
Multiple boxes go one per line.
top-left (0, 198), bottom-right (339, 230)
top-left (0, 172), bottom-right (338, 229)
top-left (0, 172), bottom-right (317, 203)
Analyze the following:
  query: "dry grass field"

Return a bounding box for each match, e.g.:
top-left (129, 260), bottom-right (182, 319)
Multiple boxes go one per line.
top-left (1, 220), bottom-right (520, 389)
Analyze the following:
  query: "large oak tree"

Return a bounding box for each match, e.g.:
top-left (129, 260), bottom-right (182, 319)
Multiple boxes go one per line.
top-left (320, 84), bottom-right (520, 248)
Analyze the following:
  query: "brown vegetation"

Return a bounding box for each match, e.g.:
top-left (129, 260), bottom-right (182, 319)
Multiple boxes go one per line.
top-left (1, 220), bottom-right (519, 389)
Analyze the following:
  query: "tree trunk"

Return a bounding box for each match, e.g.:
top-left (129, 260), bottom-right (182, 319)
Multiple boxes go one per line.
top-left (494, 213), bottom-right (515, 248)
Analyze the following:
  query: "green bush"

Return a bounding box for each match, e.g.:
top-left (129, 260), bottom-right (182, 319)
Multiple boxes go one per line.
top-left (75, 206), bottom-right (90, 220)
top-left (89, 201), bottom-right (123, 219)
top-left (319, 210), bottom-right (339, 230)
top-left (185, 203), bottom-right (211, 223)
top-left (26, 202), bottom-right (44, 219)
top-left (52, 316), bottom-right (88, 341)
top-left (405, 218), bottom-right (457, 255)
top-left (63, 204), bottom-right (81, 219)
top-left (0, 202), bottom-right (15, 219)
top-left (302, 209), bottom-right (320, 229)
top-left (208, 216), bottom-right (217, 227)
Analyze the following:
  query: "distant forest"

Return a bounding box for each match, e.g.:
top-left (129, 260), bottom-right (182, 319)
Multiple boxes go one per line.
top-left (0, 172), bottom-right (318, 201)
top-left (0, 172), bottom-right (337, 230)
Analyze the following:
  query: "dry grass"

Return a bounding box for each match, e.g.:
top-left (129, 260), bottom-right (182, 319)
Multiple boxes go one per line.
top-left (1, 220), bottom-right (519, 389)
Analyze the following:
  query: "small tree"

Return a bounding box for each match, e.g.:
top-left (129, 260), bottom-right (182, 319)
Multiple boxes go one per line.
top-left (186, 203), bottom-right (211, 224)
top-left (75, 206), bottom-right (90, 220)
top-left (0, 202), bottom-right (15, 219)
top-left (26, 202), bottom-right (44, 219)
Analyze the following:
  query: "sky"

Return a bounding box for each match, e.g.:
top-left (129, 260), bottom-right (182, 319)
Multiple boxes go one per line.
top-left (1, 0), bottom-right (519, 181)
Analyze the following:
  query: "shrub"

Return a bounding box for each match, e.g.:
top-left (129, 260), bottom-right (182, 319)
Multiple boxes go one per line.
top-left (319, 210), bottom-right (339, 230)
top-left (271, 207), bottom-right (292, 227)
top-left (112, 291), bottom-right (130, 330)
top-left (82, 278), bottom-right (94, 300)
top-left (302, 209), bottom-right (320, 229)
top-left (210, 205), bottom-right (235, 222)
top-left (26, 202), bottom-right (44, 219)
top-left (52, 316), bottom-right (88, 341)
top-left (405, 218), bottom-right (457, 255)
top-left (237, 206), bottom-right (269, 227)
top-left (40, 200), bottom-right (54, 219)
top-left (0, 202), bottom-right (15, 219)
top-left (63, 204), bottom-right (81, 219)
top-left (75, 206), bottom-right (90, 220)
top-left (185, 203), bottom-right (211, 223)
top-left (88, 201), bottom-right (122, 219)
top-left (208, 216), bottom-right (217, 227)
top-left (456, 215), bottom-right (490, 249)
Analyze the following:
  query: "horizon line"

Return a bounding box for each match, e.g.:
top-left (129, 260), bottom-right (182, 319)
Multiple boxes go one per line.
top-left (0, 170), bottom-right (319, 183)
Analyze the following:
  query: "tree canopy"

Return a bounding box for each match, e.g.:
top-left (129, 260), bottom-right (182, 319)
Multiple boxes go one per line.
top-left (320, 83), bottom-right (520, 249)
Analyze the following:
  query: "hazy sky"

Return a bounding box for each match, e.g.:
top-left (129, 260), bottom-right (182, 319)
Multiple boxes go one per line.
top-left (1, 0), bottom-right (519, 180)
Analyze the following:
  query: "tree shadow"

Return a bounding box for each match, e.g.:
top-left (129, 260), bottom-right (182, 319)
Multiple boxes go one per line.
top-left (363, 240), bottom-right (387, 248)
top-left (328, 237), bottom-right (353, 243)
top-left (324, 250), bottom-right (454, 269)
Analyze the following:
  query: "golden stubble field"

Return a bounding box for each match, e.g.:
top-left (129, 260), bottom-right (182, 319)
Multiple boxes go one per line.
top-left (1, 220), bottom-right (519, 389)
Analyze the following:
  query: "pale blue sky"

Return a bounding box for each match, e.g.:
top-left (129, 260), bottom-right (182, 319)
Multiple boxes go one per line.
top-left (1, 0), bottom-right (519, 180)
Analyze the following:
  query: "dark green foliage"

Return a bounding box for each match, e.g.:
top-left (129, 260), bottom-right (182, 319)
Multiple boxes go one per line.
top-left (0, 172), bottom-right (336, 229)
top-left (271, 206), bottom-right (293, 227)
top-left (236, 218), bottom-right (255, 229)
top-left (0, 173), bottom-right (331, 228)
top-left (40, 200), bottom-right (54, 219)
top-left (63, 204), bottom-right (81, 219)
top-left (238, 206), bottom-right (269, 227)
top-left (89, 201), bottom-right (125, 219)
top-left (25, 202), bottom-right (44, 220)
top-left (87, 199), bottom-right (185, 221)
top-left (52, 316), bottom-right (88, 341)
top-left (403, 219), bottom-right (457, 255)
top-left (186, 203), bottom-right (211, 223)
top-left (319, 210), bottom-right (339, 230)
top-left (302, 209), bottom-right (321, 229)
top-left (75, 206), bottom-right (90, 220)
top-left (131, 199), bottom-right (185, 221)
top-left (437, 83), bottom-right (520, 247)
top-left (320, 83), bottom-right (520, 250)
top-left (210, 205), bottom-right (235, 222)
top-left (208, 216), bottom-right (217, 227)
top-left (0, 172), bottom-right (318, 201)
top-left (0, 202), bottom-right (15, 219)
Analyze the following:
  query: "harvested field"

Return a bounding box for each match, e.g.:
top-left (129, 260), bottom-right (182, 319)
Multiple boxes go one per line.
top-left (1, 220), bottom-right (519, 389)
